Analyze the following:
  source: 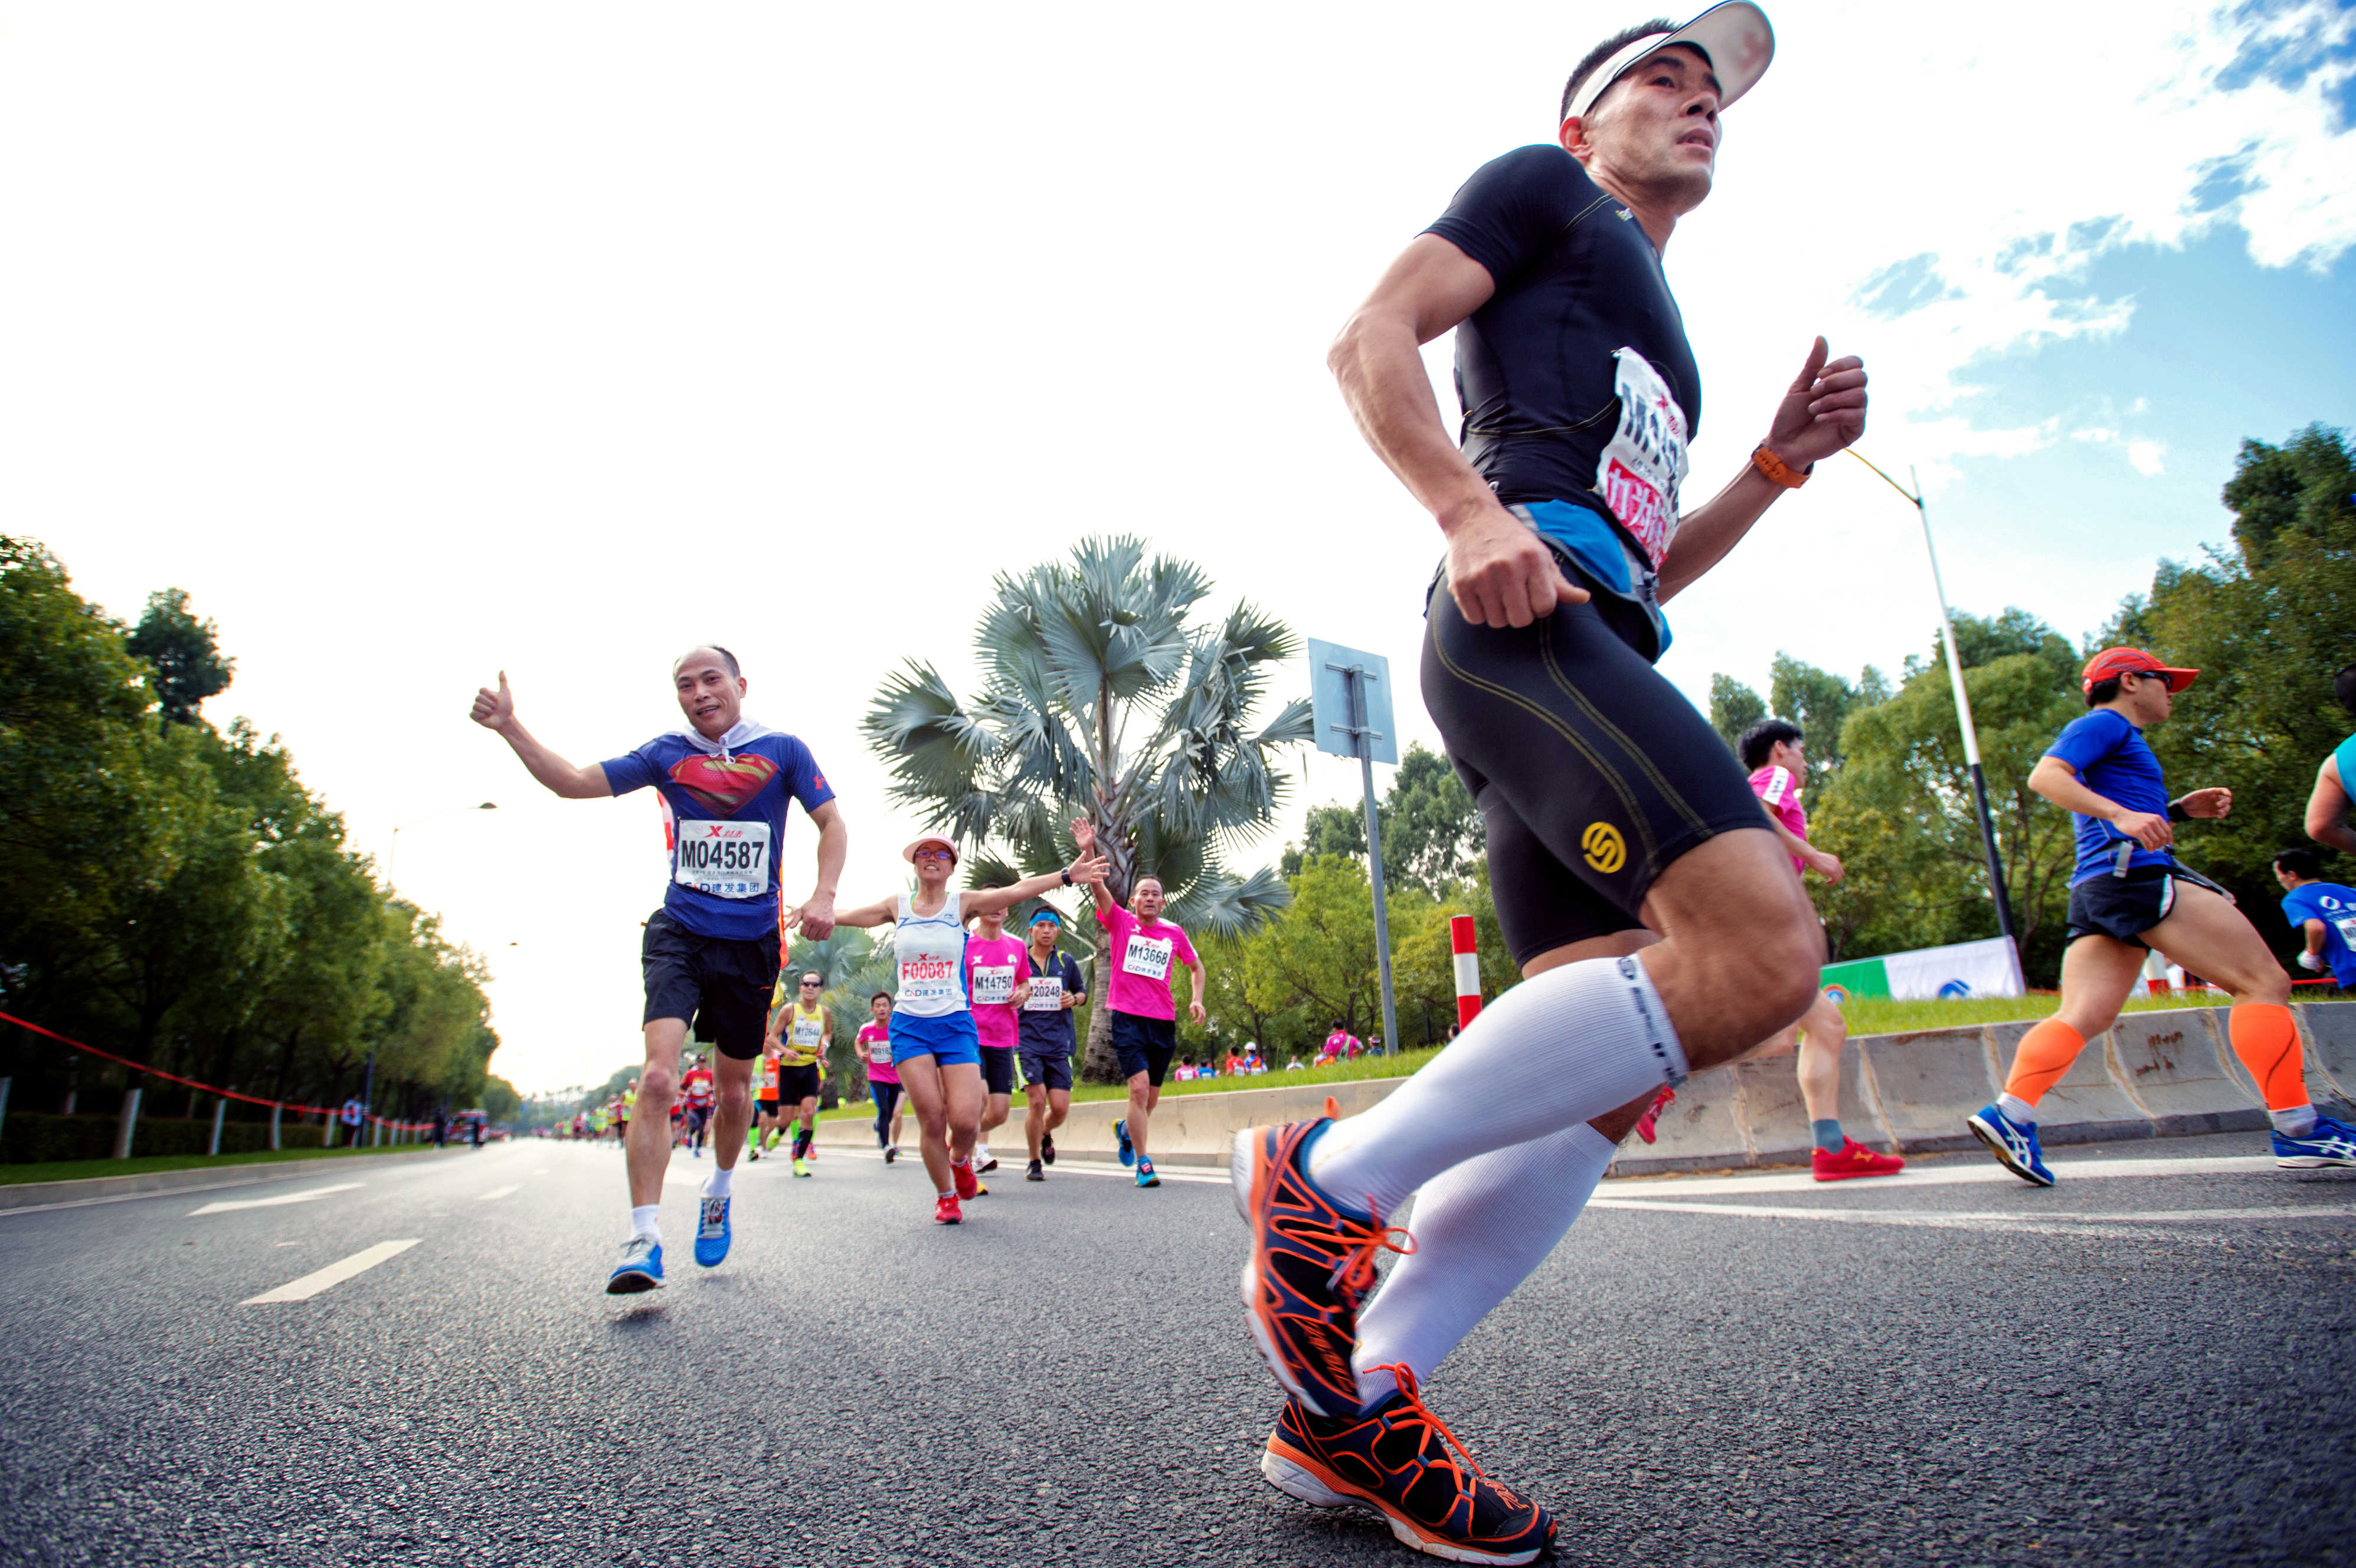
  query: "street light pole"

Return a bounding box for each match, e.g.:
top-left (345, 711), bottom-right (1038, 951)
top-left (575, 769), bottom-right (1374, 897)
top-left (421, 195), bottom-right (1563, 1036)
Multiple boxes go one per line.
top-left (1847, 452), bottom-right (2020, 958)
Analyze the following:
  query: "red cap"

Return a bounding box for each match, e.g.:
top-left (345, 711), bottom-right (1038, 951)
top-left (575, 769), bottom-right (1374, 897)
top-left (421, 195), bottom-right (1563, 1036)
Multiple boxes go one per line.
top-left (2081, 646), bottom-right (2197, 695)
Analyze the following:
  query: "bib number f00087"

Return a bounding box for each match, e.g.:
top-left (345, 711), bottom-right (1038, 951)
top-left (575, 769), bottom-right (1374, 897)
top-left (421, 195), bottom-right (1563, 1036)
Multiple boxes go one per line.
top-left (673, 820), bottom-right (772, 899)
top-left (1122, 935), bottom-right (1173, 983)
top-left (1595, 346), bottom-right (1689, 570)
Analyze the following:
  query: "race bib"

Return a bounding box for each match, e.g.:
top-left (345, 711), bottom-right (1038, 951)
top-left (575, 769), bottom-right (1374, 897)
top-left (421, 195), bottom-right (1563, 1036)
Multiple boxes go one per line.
top-left (899, 954), bottom-right (959, 1009)
top-left (866, 1035), bottom-right (892, 1066)
top-left (971, 965), bottom-right (1016, 1006)
top-left (790, 1017), bottom-right (825, 1049)
top-left (1593, 347), bottom-right (1689, 570)
top-left (1024, 976), bottom-right (1064, 1012)
top-left (672, 819), bottom-right (772, 900)
top-left (1123, 934), bottom-right (1173, 983)
top-left (2333, 914), bottom-right (2356, 952)
top-left (758, 1061), bottom-right (779, 1093)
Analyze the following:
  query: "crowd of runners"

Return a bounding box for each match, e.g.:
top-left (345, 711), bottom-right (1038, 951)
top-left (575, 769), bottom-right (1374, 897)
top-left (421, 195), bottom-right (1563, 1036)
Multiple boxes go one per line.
top-left (465, 4), bottom-right (2356, 1562)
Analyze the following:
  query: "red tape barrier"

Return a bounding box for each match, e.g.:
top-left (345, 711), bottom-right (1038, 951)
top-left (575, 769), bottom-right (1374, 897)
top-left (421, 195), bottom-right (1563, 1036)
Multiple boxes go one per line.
top-left (0, 1009), bottom-right (427, 1132)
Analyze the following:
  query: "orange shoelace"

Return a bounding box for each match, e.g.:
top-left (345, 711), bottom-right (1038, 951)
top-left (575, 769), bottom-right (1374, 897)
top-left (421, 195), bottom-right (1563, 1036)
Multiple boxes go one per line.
top-left (1366, 1363), bottom-right (1498, 1491)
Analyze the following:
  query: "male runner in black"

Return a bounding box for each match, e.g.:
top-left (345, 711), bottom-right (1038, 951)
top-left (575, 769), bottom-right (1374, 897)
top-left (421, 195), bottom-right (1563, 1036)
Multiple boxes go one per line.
top-left (1231, 7), bottom-right (1869, 1558)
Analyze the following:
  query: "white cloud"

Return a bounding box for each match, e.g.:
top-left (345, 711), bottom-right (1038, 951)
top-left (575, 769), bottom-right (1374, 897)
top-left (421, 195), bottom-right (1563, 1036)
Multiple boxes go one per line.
top-left (2128, 440), bottom-right (2169, 477)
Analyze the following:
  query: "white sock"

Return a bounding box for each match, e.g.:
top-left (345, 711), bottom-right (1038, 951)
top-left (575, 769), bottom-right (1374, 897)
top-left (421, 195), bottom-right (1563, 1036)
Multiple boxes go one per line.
top-left (2272, 1104), bottom-right (2319, 1138)
top-left (629, 1204), bottom-right (660, 1243)
top-left (704, 1167), bottom-right (732, 1198)
top-left (1997, 1093), bottom-right (2037, 1128)
top-left (976, 1142), bottom-right (991, 1161)
top-left (1308, 955), bottom-right (1684, 1218)
top-left (1356, 1122), bottom-right (1617, 1407)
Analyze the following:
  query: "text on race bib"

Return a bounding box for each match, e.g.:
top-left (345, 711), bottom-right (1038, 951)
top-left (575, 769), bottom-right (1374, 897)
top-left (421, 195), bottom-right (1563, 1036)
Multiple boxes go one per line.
top-left (1594, 346), bottom-right (1689, 571)
top-left (971, 965), bottom-right (1017, 1006)
top-left (790, 1018), bottom-right (825, 1048)
top-left (1122, 934), bottom-right (1173, 983)
top-left (1023, 976), bottom-right (1064, 1011)
top-left (2333, 914), bottom-right (2356, 951)
top-left (673, 820), bottom-right (772, 900)
top-left (867, 1036), bottom-right (892, 1066)
top-left (899, 954), bottom-right (958, 1006)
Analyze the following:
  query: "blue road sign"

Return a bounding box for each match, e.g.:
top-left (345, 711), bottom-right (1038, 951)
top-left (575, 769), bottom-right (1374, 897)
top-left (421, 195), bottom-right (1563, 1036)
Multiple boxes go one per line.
top-left (1307, 639), bottom-right (1398, 767)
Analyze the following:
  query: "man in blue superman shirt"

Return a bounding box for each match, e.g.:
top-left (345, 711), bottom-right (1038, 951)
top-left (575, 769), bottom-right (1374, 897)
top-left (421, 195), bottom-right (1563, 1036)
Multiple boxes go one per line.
top-left (472, 646), bottom-right (847, 1294)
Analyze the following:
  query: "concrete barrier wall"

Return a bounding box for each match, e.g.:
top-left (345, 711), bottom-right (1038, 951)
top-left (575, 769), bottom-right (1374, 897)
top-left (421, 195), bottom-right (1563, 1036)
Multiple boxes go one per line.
top-left (814, 1004), bottom-right (2351, 1173)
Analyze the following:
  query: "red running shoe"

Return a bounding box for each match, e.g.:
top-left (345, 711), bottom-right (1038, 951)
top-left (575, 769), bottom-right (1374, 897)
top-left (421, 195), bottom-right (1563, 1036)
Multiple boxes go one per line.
top-left (1632, 1085), bottom-right (1676, 1145)
top-left (1261, 1364), bottom-right (1554, 1565)
top-left (1231, 1104), bottom-right (1412, 1418)
top-left (1813, 1138), bottom-right (1905, 1181)
top-left (934, 1194), bottom-right (963, 1225)
top-left (951, 1160), bottom-right (979, 1200)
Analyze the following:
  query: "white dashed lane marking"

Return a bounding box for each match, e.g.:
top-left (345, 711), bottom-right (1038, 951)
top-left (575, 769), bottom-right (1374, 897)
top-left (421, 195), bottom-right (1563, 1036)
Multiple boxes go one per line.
top-left (188, 1183), bottom-right (363, 1216)
top-left (476, 1185), bottom-right (519, 1202)
top-left (242, 1239), bottom-right (421, 1304)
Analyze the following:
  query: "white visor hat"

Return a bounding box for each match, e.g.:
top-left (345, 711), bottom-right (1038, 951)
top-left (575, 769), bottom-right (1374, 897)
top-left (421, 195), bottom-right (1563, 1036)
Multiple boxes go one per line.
top-left (1563, 1), bottom-right (1775, 124)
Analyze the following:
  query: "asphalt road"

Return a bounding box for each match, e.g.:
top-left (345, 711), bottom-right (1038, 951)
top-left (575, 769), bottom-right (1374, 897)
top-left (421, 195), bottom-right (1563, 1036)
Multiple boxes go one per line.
top-left (1, 1128), bottom-right (2351, 1568)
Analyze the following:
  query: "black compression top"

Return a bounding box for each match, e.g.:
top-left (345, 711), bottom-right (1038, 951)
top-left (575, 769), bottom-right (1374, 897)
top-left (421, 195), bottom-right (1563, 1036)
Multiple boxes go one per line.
top-left (1424, 145), bottom-right (1701, 538)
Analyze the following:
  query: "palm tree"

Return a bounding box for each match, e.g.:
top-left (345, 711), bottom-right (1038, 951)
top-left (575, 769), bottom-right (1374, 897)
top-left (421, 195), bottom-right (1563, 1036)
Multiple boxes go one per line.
top-left (775, 927), bottom-right (895, 1103)
top-left (863, 535), bottom-right (1312, 1078)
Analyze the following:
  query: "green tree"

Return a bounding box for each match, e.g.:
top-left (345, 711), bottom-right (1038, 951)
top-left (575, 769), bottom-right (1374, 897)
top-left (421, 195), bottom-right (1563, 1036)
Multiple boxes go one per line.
top-left (773, 926), bottom-right (896, 1103)
top-left (1709, 673), bottom-right (1766, 753)
top-left (1769, 654), bottom-right (1871, 776)
top-left (125, 587), bottom-right (234, 726)
top-left (1278, 743), bottom-right (1485, 896)
top-left (863, 536), bottom-right (1311, 1079)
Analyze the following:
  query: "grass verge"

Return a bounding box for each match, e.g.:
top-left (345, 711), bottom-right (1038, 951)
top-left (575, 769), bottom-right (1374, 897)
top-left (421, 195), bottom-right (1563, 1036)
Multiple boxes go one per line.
top-left (0, 1143), bottom-right (442, 1187)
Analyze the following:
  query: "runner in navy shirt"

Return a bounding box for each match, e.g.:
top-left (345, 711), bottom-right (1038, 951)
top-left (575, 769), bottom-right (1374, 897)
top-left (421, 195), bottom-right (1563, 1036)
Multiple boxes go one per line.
top-left (472, 646), bottom-right (847, 1295)
top-left (1966, 647), bottom-right (2354, 1190)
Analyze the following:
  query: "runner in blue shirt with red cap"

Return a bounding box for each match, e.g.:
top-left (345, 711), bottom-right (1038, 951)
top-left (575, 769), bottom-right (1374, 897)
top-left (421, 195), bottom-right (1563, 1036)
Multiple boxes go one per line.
top-left (1968, 647), bottom-right (2356, 1186)
top-left (472, 646), bottom-right (848, 1294)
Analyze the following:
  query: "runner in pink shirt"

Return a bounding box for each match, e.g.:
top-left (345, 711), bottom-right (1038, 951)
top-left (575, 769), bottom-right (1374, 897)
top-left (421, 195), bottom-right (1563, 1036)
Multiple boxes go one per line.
top-left (1070, 816), bottom-right (1205, 1189)
top-left (963, 908), bottom-right (1032, 1176)
top-left (858, 993), bottom-right (905, 1162)
top-left (1739, 719), bottom-right (1900, 1181)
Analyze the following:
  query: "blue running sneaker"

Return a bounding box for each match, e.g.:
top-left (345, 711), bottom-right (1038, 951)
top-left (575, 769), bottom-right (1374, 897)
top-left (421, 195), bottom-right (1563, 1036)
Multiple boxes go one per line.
top-left (2274, 1115), bottom-right (2356, 1168)
top-left (1136, 1158), bottom-right (1160, 1189)
top-left (693, 1193), bottom-right (732, 1267)
top-left (1114, 1118), bottom-right (1134, 1168)
top-left (1966, 1102), bottom-right (2053, 1187)
top-left (606, 1238), bottom-right (664, 1295)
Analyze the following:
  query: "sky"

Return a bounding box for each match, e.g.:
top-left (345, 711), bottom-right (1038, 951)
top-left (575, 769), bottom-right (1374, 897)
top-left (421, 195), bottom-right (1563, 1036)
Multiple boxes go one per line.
top-left (2, 1), bottom-right (2350, 1094)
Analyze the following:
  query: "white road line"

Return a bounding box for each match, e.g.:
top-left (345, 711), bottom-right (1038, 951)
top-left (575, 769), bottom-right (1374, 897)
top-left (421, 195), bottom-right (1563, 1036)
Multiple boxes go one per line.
top-left (241, 1239), bottom-right (421, 1304)
top-left (476, 1185), bottom-right (519, 1202)
top-left (1606, 1154), bottom-right (2278, 1198)
top-left (817, 1147), bottom-right (1230, 1183)
top-left (1586, 1196), bottom-right (2356, 1239)
top-left (188, 1183), bottom-right (363, 1216)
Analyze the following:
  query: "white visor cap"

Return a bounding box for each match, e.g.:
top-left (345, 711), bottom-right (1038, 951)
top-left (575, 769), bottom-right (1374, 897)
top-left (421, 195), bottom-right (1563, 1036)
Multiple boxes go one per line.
top-left (1563, 1), bottom-right (1775, 124)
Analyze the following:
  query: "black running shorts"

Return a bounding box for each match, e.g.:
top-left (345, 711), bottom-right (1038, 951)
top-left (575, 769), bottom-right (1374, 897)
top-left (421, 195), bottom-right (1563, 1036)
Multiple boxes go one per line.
top-left (2065, 866), bottom-right (2176, 947)
top-left (640, 909), bottom-right (780, 1060)
top-left (979, 1045), bottom-right (1016, 1096)
top-left (1422, 572), bottom-right (1773, 964)
top-left (776, 1063), bottom-right (821, 1104)
top-left (1018, 1046), bottom-right (1074, 1092)
top-left (1110, 1011), bottom-right (1177, 1086)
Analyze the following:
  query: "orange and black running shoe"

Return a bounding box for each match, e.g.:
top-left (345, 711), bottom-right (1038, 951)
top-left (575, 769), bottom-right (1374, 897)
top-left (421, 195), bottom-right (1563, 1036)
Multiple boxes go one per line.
top-left (1261, 1365), bottom-right (1554, 1565)
top-left (1231, 1107), bottom-right (1412, 1418)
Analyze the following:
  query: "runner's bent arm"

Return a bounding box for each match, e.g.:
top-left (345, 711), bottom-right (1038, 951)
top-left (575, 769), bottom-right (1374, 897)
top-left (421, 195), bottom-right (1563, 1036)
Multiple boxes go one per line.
top-left (1764, 813), bottom-right (1841, 882)
top-left (467, 672), bottom-right (611, 798)
top-left (2027, 756), bottom-right (2172, 849)
top-left (2306, 757), bottom-right (2356, 856)
top-left (795, 800), bottom-right (848, 940)
top-left (2299, 917), bottom-right (2330, 964)
top-left (1182, 954), bottom-right (1207, 1025)
top-left (1329, 235), bottom-right (1585, 630)
top-left (1657, 338), bottom-right (1869, 603)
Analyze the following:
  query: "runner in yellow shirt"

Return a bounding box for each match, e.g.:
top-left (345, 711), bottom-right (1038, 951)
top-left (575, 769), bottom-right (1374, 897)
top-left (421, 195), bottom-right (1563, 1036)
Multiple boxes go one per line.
top-left (765, 971), bottom-right (831, 1177)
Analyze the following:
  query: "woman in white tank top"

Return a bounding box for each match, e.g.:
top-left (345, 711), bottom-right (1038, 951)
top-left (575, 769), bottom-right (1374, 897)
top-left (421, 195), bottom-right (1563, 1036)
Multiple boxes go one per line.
top-left (819, 832), bottom-right (1105, 1225)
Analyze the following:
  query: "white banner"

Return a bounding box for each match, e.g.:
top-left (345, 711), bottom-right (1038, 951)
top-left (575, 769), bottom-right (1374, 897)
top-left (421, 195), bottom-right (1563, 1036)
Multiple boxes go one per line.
top-left (1876, 935), bottom-right (2024, 1001)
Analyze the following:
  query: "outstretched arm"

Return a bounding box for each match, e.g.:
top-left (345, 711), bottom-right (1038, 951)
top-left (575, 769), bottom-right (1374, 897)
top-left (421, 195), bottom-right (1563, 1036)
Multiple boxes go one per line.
top-left (1067, 819), bottom-right (1123, 920)
top-left (822, 895), bottom-right (900, 931)
top-left (2308, 757), bottom-right (2356, 856)
top-left (469, 673), bottom-right (611, 798)
top-left (964, 853), bottom-right (1109, 920)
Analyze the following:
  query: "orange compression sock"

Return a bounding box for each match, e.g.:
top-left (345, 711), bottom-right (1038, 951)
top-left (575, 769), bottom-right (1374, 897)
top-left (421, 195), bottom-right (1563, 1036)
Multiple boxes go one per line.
top-left (2228, 1003), bottom-right (2309, 1113)
top-left (2001, 1019), bottom-right (2087, 1112)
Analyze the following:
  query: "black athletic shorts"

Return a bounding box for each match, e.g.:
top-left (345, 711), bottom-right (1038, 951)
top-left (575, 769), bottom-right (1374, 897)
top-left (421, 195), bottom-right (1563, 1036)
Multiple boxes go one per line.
top-left (640, 909), bottom-right (780, 1060)
top-left (755, 1097), bottom-right (779, 1117)
top-left (979, 1045), bottom-right (1016, 1096)
top-left (776, 1063), bottom-right (821, 1104)
top-left (1110, 1011), bottom-right (1177, 1086)
top-left (686, 1104), bottom-right (712, 1133)
top-left (2066, 866), bottom-right (2178, 947)
top-left (1422, 564), bottom-right (1772, 964)
top-left (1018, 1045), bottom-right (1074, 1092)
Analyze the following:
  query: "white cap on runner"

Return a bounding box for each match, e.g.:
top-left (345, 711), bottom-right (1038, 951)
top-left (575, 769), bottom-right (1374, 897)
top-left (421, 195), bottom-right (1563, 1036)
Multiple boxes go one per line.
top-left (1563, 2), bottom-right (1775, 125)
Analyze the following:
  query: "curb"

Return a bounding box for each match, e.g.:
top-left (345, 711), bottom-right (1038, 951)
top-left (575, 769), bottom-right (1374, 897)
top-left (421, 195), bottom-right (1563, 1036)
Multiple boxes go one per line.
top-left (0, 1147), bottom-right (446, 1213)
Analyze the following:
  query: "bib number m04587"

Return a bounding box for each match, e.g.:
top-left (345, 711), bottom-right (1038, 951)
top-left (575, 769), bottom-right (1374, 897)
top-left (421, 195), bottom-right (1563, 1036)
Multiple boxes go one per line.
top-left (673, 820), bottom-right (771, 899)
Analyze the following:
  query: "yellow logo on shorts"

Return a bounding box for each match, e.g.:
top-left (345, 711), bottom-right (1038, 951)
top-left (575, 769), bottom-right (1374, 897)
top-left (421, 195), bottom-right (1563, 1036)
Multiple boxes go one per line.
top-left (1581, 821), bottom-right (1627, 874)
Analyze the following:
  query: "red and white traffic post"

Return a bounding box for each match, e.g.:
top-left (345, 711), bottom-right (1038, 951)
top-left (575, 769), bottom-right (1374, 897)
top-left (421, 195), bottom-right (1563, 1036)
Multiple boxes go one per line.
top-left (1451, 914), bottom-right (1481, 1029)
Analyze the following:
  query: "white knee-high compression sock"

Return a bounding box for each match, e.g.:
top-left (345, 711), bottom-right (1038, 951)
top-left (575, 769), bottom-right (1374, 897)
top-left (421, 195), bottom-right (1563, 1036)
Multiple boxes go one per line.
top-left (1354, 1121), bottom-right (1618, 1407)
top-left (1307, 954), bottom-right (1682, 1219)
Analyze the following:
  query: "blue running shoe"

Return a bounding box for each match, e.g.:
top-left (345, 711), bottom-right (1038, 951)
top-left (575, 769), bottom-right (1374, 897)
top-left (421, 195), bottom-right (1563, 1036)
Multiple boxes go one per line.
top-left (1136, 1158), bottom-right (1160, 1189)
top-left (1966, 1102), bottom-right (2053, 1187)
top-left (606, 1238), bottom-right (664, 1295)
top-left (693, 1193), bottom-right (732, 1267)
top-left (2274, 1115), bottom-right (2356, 1168)
top-left (1114, 1118), bottom-right (1134, 1168)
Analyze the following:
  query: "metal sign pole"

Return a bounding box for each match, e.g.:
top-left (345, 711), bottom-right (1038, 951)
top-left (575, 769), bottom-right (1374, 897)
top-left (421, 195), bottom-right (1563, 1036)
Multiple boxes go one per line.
top-left (1339, 664), bottom-right (1400, 1060)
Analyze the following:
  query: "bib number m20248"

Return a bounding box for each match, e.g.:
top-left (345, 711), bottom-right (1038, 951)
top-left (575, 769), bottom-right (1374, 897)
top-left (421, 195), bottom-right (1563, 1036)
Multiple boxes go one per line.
top-left (673, 820), bottom-right (771, 899)
top-left (1595, 346), bottom-right (1689, 571)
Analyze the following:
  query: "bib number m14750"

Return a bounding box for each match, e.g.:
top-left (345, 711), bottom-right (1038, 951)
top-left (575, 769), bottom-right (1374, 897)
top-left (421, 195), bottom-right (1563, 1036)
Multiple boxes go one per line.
top-left (673, 820), bottom-right (772, 899)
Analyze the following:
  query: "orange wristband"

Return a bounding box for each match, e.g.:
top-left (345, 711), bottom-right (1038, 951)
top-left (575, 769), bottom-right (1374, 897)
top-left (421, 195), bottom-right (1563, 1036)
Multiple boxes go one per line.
top-left (1752, 443), bottom-right (1809, 489)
